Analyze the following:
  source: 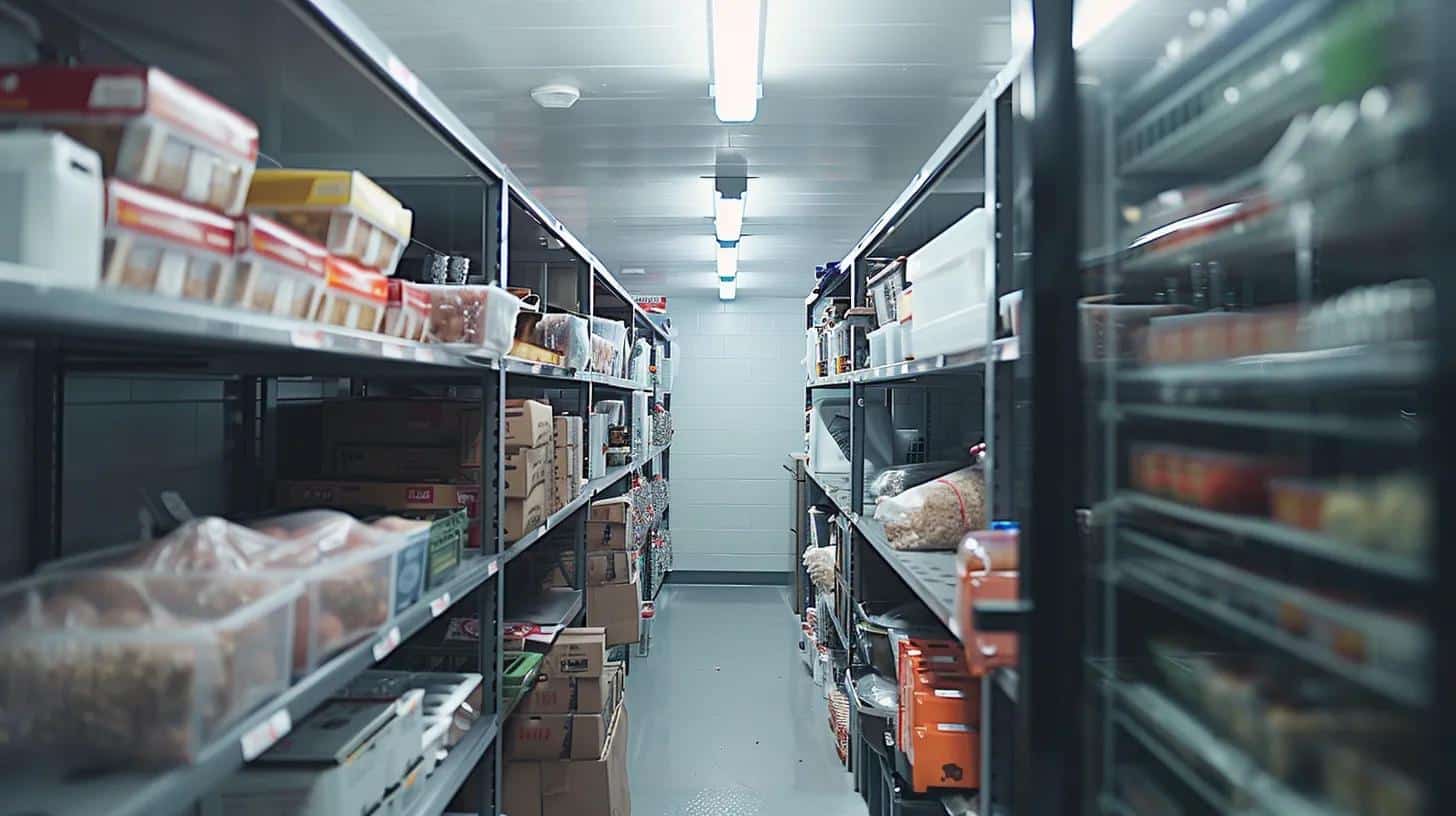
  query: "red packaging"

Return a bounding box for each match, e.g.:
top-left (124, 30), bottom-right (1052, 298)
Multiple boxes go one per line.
top-left (320, 255), bottom-right (389, 333)
top-left (228, 214), bottom-right (328, 319)
top-left (384, 279), bottom-right (431, 342)
top-left (102, 178), bottom-right (236, 301)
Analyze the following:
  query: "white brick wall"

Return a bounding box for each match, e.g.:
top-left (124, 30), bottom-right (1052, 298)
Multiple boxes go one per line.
top-left (665, 295), bottom-right (804, 573)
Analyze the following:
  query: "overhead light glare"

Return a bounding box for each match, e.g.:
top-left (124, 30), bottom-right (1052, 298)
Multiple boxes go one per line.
top-left (714, 193), bottom-right (745, 242)
top-left (716, 241), bottom-right (739, 280)
top-left (719, 277), bottom-right (737, 300)
top-left (710, 0), bottom-right (763, 122)
top-left (1072, 0), bottom-right (1141, 50)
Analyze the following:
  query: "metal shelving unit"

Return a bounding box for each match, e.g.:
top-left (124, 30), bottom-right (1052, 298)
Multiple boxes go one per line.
top-left (0, 2), bottom-right (671, 813)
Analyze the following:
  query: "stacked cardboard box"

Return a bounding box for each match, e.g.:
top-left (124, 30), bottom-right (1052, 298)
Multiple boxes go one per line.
top-left (553, 415), bottom-right (584, 513)
top-left (502, 399), bottom-right (553, 539)
top-left (503, 628), bottom-right (630, 816)
top-left (584, 497), bottom-right (643, 646)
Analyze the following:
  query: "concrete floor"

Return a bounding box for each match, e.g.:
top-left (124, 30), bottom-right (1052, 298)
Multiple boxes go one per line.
top-left (626, 584), bottom-right (868, 816)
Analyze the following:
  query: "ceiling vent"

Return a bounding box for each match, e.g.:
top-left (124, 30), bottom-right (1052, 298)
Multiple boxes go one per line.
top-left (530, 83), bottom-right (581, 110)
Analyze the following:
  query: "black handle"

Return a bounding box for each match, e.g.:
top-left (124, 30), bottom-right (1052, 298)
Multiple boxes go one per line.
top-left (973, 599), bottom-right (1032, 633)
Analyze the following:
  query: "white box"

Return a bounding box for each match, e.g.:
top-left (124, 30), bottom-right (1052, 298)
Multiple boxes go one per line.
top-left (631, 391), bottom-right (649, 461)
top-left (0, 131), bottom-right (103, 287)
top-left (907, 207), bottom-right (991, 357)
top-left (588, 414), bottom-right (608, 479)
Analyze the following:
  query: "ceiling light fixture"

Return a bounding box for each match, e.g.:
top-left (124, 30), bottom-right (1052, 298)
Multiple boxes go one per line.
top-left (709, 0), bottom-right (764, 122)
top-left (719, 277), bottom-right (737, 300)
top-left (530, 83), bottom-right (581, 109)
top-left (1072, 0), bottom-right (1141, 50)
top-left (716, 241), bottom-right (739, 281)
top-left (714, 192), bottom-right (745, 242)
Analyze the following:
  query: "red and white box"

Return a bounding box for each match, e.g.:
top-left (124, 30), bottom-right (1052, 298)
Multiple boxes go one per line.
top-left (228, 214), bottom-right (327, 320)
top-left (102, 178), bottom-right (235, 301)
top-left (319, 255), bottom-right (388, 333)
top-left (0, 65), bottom-right (259, 215)
top-left (383, 279), bottom-right (430, 342)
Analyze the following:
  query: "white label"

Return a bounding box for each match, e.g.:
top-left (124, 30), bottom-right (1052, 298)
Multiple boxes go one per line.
top-left (487, 559), bottom-right (499, 577)
top-left (382, 342), bottom-right (406, 360)
top-left (933, 688), bottom-right (965, 699)
top-left (88, 75), bottom-right (145, 109)
top-left (372, 626), bottom-right (402, 661)
top-left (936, 722), bottom-right (971, 733)
top-left (154, 253), bottom-right (187, 298)
top-left (240, 709), bottom-right (292, 761)
top-left (291, 329), bottom-right (324, 349)
top-left (430, 592), bottom-right (452, 617)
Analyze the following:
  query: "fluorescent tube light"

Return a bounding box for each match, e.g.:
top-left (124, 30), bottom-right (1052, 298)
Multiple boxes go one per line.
top-left (716, 242), bottom-right (739, 280)
top-left (714, 192), bottom-right (745, 242)
top-left (719, 277), bottom-right (737, 300)
top-left (710, 0), bottom-right (763, 122)
top-left (1073, 0), bottom-right (1140, 49)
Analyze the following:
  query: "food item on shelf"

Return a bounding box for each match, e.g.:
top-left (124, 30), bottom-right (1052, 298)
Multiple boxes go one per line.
top-left (1269, 478), bottom-right (1330, 531)
top-left (1298, 279), bottom-right (1433, 351)
top-left (1143, 308), bottom-right (1300, 365)
top-left (0, 65), bottom-right (260, 214)
top-left (101, 179), bottom-right (236, 301)
top-left (1078, 296), bottom-right (1189, 362)
top-left (227, 214), bottom-right (328, 318)
top-left (0, 570), bottom-right (297, 769)
top-left (1373, 475), bottom-right (1428, 555)
top-left (1270, 473), bottom-right (1427, 555)
top-left (509, 338), bottom-right (565, 365)
top-left (246, 169), bottom-right (413, 275)
top-left (958, 524), bottom-right (1019, 573)
top-left (382, 278), bottom-right (430, 342)
top-left (1130, 446), bottom-right (1287, 514)
top-left (875, 464), bottom-right (987, 550)
top-left (318, 255), bottom-right (388, 333)
top-left (589, 316), bottom-right (629, 375)
top-left (869, 461), bottom-right (969, 501)
top-left (533, 312), bottom-right (591, 369)
top-left (418, 284), bottom-right (522, 354)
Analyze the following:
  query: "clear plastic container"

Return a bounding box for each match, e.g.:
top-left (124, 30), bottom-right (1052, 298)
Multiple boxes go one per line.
top-left (383, 279), bottom-right (430, 342)
top-left (246, 170), bottom-right (413, 275)
top-left (319, 255), bottom-right (389, 333)
top-left (101, 179), bottom-right (236, 301)
top-left (907, 208), bottom-right (991, 357)
top-left (0, 65), bottom-right (260, 215)
top-left (228, 214), bottom-right (328, 319)
top-left (417, 284), bottom-right (522, 354)
top-left (589, 316), bottom-right (629, 375)
top-left (629, 338), bottom-right (653, 385)
top-left (535, 313), bottom-right (591, 369)
top-left (0, 570), bottom-right (297, 769)
top-left (867, 323), bottom-right (891, 367)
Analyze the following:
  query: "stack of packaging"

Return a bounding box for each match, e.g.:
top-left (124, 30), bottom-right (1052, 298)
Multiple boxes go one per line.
top-left (503, 627), bottom-right (630, 816)
top-left (553, 415), bottom-right (585, 513)
top-left (896, 638), bottom-right (979, 794)
top-left (503, 399), bottom-right (553, 537)
top-left (583, 497), bottom-right (644, 646)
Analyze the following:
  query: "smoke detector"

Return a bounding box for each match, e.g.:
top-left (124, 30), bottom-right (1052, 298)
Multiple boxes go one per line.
top-left (531, 83), bottom-right (581, 110)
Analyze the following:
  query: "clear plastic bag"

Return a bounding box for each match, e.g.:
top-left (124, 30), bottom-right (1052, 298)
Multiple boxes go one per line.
top-left (803, 545), bottom-right (837, 591)
top-left (873, 465), bottom-right (987, 550)
top-left (590, 317), bottom-right (628, 375)
top-left (868, 460), bottom-right (968, 501)
top-left (534, 313), bottom-right (591, 369)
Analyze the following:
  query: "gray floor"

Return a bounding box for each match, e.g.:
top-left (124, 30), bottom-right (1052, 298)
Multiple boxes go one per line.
top-left (626, 584), bottom-right (868, 816)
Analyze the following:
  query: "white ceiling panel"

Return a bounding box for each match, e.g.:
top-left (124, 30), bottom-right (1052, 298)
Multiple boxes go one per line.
top-left (345, 0), bottom-right (1010, 297)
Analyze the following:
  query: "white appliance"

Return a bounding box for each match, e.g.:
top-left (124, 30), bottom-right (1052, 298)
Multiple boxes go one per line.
top-left (906, 207), bottom-right (991, 357)
top-left (0, 131), bottom-right (104, 286)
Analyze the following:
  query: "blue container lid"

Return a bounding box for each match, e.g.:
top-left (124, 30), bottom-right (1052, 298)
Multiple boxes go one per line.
top-left (990, 520), bottom-right (1020, 531)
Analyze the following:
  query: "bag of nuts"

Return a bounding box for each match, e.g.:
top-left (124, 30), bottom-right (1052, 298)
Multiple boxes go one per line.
top-left (874, 464), bottom-right (987, 551)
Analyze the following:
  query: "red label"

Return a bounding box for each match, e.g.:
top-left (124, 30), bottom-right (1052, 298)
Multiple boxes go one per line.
top-left (243, 215), bottom-right (326, 277)
top-left (457, 486), bottom-right (480, 517)
top-left (405, 486), bottom-right (435, 503)
top-left (325, 255), bottom-right (389, 303)
top-left (635, 295), bottom-right (667, 313)
top-left (108, 179), bottom-right (235, 256)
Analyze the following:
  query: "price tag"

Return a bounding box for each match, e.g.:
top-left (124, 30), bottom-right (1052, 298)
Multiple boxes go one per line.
top-left (430, 593), bottom-right (452, 618)
top-left (373, 626), bottom-right (402, 661)
top-left (240, 709), bottom-right (292, 761)
top-left (487, 559), bottom-right (499, 578)
top-left (381, 343), bottom-right (405, 359)
top-left (290, 328), bottom-right (324, 349)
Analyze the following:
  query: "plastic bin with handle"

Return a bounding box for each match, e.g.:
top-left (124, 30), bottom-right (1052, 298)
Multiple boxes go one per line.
top-left (906, 208), bottom-right (991, 357)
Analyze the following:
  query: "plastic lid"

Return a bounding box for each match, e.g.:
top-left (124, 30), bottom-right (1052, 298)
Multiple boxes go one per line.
top-left (990, 520), bottom-right (1020, 531)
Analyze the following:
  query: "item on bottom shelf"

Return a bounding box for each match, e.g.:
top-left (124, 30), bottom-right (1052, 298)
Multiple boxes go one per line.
top-left (416, 283), bottom-right (522, 353)
top-left (317, 254), bottom-right (388, 332)
top-left (587, 572), bottom-right (643, 646)
top-left (875, 463), bottom-right (988, 550)
top-left (896, 640), bottom-right (979, 793)
top-left (519, 664), bottom-right (617, 715)
top-left (0, 571), bottom-right (298, 771)
top-left (548, 549), bottom-right (637, 588)
top-left (383, 278), bottom-right (430, 341)
top-left (102, 178), bottom-right (237, 301)
top-left (500, 702), bottom-right (630, 816)
top-left (505, 708), bottom-right (611, 760)
top-left (828, 687), bottom-right (851, 764)
top-left (229, 214), bottom-right (329, 319)
top-left (246, 169), bottom-right (412, 275)
top-left (0, 131), bottom-right (103, 287)
top-left (0, 65), bottom-right (260, 215)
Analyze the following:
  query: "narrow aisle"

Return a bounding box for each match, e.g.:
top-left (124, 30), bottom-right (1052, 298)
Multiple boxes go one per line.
top-left (627, 585), bottom-right (867, 816)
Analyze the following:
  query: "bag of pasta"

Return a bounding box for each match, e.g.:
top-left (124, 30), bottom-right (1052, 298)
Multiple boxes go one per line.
top-left (874, 464), bottom-right (987, 550)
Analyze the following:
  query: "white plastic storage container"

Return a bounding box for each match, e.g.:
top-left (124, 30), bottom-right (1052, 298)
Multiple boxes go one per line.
top-left (228, 214), bottom-right (328, 319)
top-left (0, 570), bottom-right (298, 770)
top-left (906, 208), bottom-right (991, 357)
top-left (318, 255), bottom-right (388, 333)
top-left (417, 284), bottom-right (521, 355)
top-left (383, 278), bottom-right (430, 342)
top-left (102, 179), bottom-right (236, 302)
top-left (0, 65), bottom-right (260, 215)
top-left (0, 131), bottom-right (104, 287)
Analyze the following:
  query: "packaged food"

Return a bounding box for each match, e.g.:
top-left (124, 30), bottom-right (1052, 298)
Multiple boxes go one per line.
top-left (227, 214), bottom-right (328, 319)
top-left (417, 284), bottom-right (522, 354)
top-left (1078, 296), bottom-right (1190, 362)
top-left (0, 65), bottom-right (260, 214)
top-left (589, 316), bottom-right (629, 375)
top-left (1269, 478), bottom-right (1331, 531)
top-left (246, 169), bottom-right (413, 274)
top-left (1164, 448), bottom-right (1287, 514)
top-left (101, 179), bottom-right (236, 301)
top-left (383, 279), bottom-right (430, 342)
top-left (869, 461), bottom-right (969, 501)
top-left (319, 255), bottom-right (389, 333)
top-left (0, 570), bottom-right (297, 769)
top-left (875, 465), bottom-right (988, 550)
top-left (533, 313), bottom-right (590, 369)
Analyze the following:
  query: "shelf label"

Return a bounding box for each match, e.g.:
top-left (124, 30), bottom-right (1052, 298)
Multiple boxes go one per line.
top-left (290, 328), bottom-right (324, 349)
top-left (933, 688), bottom-right (965, 699)
top-left (487, 559), bottom-right (499, 577)
top-left (386, 54), bottom-right (420, 95)
top-left (430, 592), bottom-right (452, 618)
top-left (381, 342), bottom-right (405, 359)
top-left (373, 625), bottom-right (402, 661)
top-left (936, 722), bottom-right (970, 733)
top-left (240, 709), bottom-right (292, 761)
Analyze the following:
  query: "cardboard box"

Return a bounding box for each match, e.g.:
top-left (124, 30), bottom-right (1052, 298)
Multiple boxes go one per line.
top-left (505, 709), bottom-right (610, 760)
top-left (277, 480), bottom-right (479, 520)
top-left (604, 661), bottom-right (625, 715)
top-left (331, 444), bottom-right (463, 481)
top-left (518, 672), bottom-right (611, 715)
top-left (540, 627), bottom-right (607, 678)
top-left (547, 445), bottom-right (559, 512)
top-left (322, 399), bottom-right (472, 452)
top-left (587, 573), bottom-right (642, 646)
top-left (506, 443), bottom-right (551, 499)
top-left (503, 705), bottom-right (630, 816)
top-left (554, 416), bottom-right (583, 457)
top-left (506, 399), bottom-right (554, 450)
top-left (549, 550), bottom-right (637, 588)
top-left (589, 496), bottom-right (631, 524)
top-left (585, 520), bottom-right (632, 552)
top-left (506, 482), bottom-right (548, 540)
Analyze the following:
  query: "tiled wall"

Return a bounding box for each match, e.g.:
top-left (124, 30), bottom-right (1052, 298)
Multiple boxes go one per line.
top-left (667, 296), bottom-right (804, 574)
